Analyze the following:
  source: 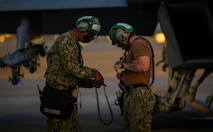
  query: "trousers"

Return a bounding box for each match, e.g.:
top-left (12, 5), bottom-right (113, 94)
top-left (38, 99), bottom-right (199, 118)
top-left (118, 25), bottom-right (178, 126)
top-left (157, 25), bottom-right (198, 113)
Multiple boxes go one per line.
top-left (46, 105), bottom-right (79, 132)
top-left (123, 86), bottom-right (156, 132)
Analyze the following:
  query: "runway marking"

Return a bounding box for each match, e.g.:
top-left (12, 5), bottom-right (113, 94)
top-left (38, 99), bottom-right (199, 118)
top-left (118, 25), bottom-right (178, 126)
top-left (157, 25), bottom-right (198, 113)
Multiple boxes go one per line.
top-left (152, 87), bottom-right (213, 117)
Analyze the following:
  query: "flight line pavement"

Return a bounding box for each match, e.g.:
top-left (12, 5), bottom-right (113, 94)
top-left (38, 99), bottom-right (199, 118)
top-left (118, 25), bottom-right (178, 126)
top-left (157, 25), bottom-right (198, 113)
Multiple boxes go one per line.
top-left (0, 36), bottom-right (213, 132)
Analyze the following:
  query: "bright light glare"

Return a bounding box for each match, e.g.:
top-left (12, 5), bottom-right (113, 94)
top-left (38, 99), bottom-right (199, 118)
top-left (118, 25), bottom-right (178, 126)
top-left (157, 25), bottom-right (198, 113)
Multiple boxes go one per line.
top-left (30, 36), bottom-right (44, 44)
top-left (4, 34), bottom-right (11, 38)
top-left (154, 32), bottom-right (165, 44)
top-left (0, 35), bottom-right (5, 43)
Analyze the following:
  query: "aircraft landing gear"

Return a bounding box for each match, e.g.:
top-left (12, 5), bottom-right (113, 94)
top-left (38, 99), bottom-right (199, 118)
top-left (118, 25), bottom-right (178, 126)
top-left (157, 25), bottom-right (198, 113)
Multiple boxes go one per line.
top-left (0, 61), bottom-right (6, 68)
top-left (206, 92), bottom-right (213, 108)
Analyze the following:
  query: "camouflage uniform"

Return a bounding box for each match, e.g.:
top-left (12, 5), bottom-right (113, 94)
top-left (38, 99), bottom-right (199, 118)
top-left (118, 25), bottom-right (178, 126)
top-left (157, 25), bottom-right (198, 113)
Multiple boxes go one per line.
top-left (123, 86), bottom-right (155, 132)
top-left (44, 31), bottom-right (96, 132)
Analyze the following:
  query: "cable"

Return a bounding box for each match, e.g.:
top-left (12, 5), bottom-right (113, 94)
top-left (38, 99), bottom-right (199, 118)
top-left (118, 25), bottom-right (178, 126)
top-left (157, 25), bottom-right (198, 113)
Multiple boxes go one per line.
top-left (95, 85), bottom-right (113, 125)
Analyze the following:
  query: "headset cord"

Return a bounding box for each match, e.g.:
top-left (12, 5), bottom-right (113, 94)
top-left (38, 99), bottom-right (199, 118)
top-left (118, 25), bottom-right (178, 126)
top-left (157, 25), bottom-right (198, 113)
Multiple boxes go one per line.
top-left (95, 85), bottom-right (113, 125)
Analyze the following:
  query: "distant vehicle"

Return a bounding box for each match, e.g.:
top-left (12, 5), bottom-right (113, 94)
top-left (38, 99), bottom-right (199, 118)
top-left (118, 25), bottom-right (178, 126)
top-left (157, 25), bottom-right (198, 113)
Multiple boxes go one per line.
top-left (0, 42), bottom-right (47, 86)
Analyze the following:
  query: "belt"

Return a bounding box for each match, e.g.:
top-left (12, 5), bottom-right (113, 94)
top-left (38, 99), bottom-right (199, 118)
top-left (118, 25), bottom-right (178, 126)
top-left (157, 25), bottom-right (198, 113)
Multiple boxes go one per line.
top-left (125, 83), bottom-right (148, 89)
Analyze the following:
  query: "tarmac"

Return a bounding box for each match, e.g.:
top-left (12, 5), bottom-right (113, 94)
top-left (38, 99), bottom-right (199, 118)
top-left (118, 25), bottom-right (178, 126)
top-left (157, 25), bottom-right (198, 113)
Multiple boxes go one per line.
top-left (0, 36), bottom-right (213, 132)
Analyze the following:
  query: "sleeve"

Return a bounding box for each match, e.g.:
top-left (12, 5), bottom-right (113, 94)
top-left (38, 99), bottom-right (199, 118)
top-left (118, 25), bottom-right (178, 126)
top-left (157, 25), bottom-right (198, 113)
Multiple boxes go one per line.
top-left (57, 36), bottom-right (96, 79)
top-left (131, 39), bottom-right (151, 59)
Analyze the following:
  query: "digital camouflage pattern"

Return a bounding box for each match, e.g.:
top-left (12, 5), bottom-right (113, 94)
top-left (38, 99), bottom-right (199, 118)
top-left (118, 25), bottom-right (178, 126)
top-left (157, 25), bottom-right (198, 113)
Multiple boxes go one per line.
top-left (45, 31), bottom-right (96, 90)
top-left (44, 31), bottom-right (96, 131)
top-left (123, 86), bottom-right (156, 132)
top-left (47, 105), bottom-right (79, 132)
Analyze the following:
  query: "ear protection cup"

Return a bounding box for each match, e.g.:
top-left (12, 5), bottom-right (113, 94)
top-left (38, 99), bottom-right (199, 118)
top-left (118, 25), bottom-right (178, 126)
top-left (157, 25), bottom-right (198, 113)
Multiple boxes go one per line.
top-left (109, 22), bottom-right (134, 49)
top-left (115, 29), bottom-right (127, 41)
top-left (76, 16), bottom-right (101, 35)
top-left (77, 21), bottom-right (89, 32)
top-left (109, 22), bottom-right (134, 43)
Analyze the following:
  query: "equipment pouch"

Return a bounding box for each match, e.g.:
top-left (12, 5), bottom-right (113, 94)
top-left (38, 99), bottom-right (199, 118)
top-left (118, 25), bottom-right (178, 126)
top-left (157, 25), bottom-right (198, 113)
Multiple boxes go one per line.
top-left (77, 78), bottom-right (93, 88)
top-left (39, 85), bottom-right (74, 119)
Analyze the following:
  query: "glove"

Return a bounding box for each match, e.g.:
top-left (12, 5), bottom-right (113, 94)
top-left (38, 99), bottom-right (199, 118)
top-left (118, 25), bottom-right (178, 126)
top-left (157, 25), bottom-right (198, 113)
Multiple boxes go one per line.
top-left (92, 70), bottom-right (104, 88)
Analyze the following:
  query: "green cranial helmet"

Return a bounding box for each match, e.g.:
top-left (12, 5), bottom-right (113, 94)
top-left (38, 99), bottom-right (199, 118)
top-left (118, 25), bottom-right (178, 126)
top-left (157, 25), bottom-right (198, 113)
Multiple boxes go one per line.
top-left (76, 16), bottom-right (101, 35)
top-left (109, 22), bottom-right (134, 49)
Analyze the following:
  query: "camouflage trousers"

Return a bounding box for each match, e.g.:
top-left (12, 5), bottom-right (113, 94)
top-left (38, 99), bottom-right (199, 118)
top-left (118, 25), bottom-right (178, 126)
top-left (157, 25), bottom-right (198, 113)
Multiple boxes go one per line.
top-left (46, 105), bottom-right (79, 132)
top-left (123, 86), bottom-right (156, 132)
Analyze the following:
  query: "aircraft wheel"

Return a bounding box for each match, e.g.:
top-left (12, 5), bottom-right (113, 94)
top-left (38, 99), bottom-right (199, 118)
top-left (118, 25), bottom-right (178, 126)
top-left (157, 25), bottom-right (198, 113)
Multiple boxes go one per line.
top-left (29, 67), bottom-right (36, 73)
top-left (0, 61), bottom-right (5, 68)
top-left (23, 60), bottom-right (30, 67)
top-left (12, 78), bottom-right (18, 85)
